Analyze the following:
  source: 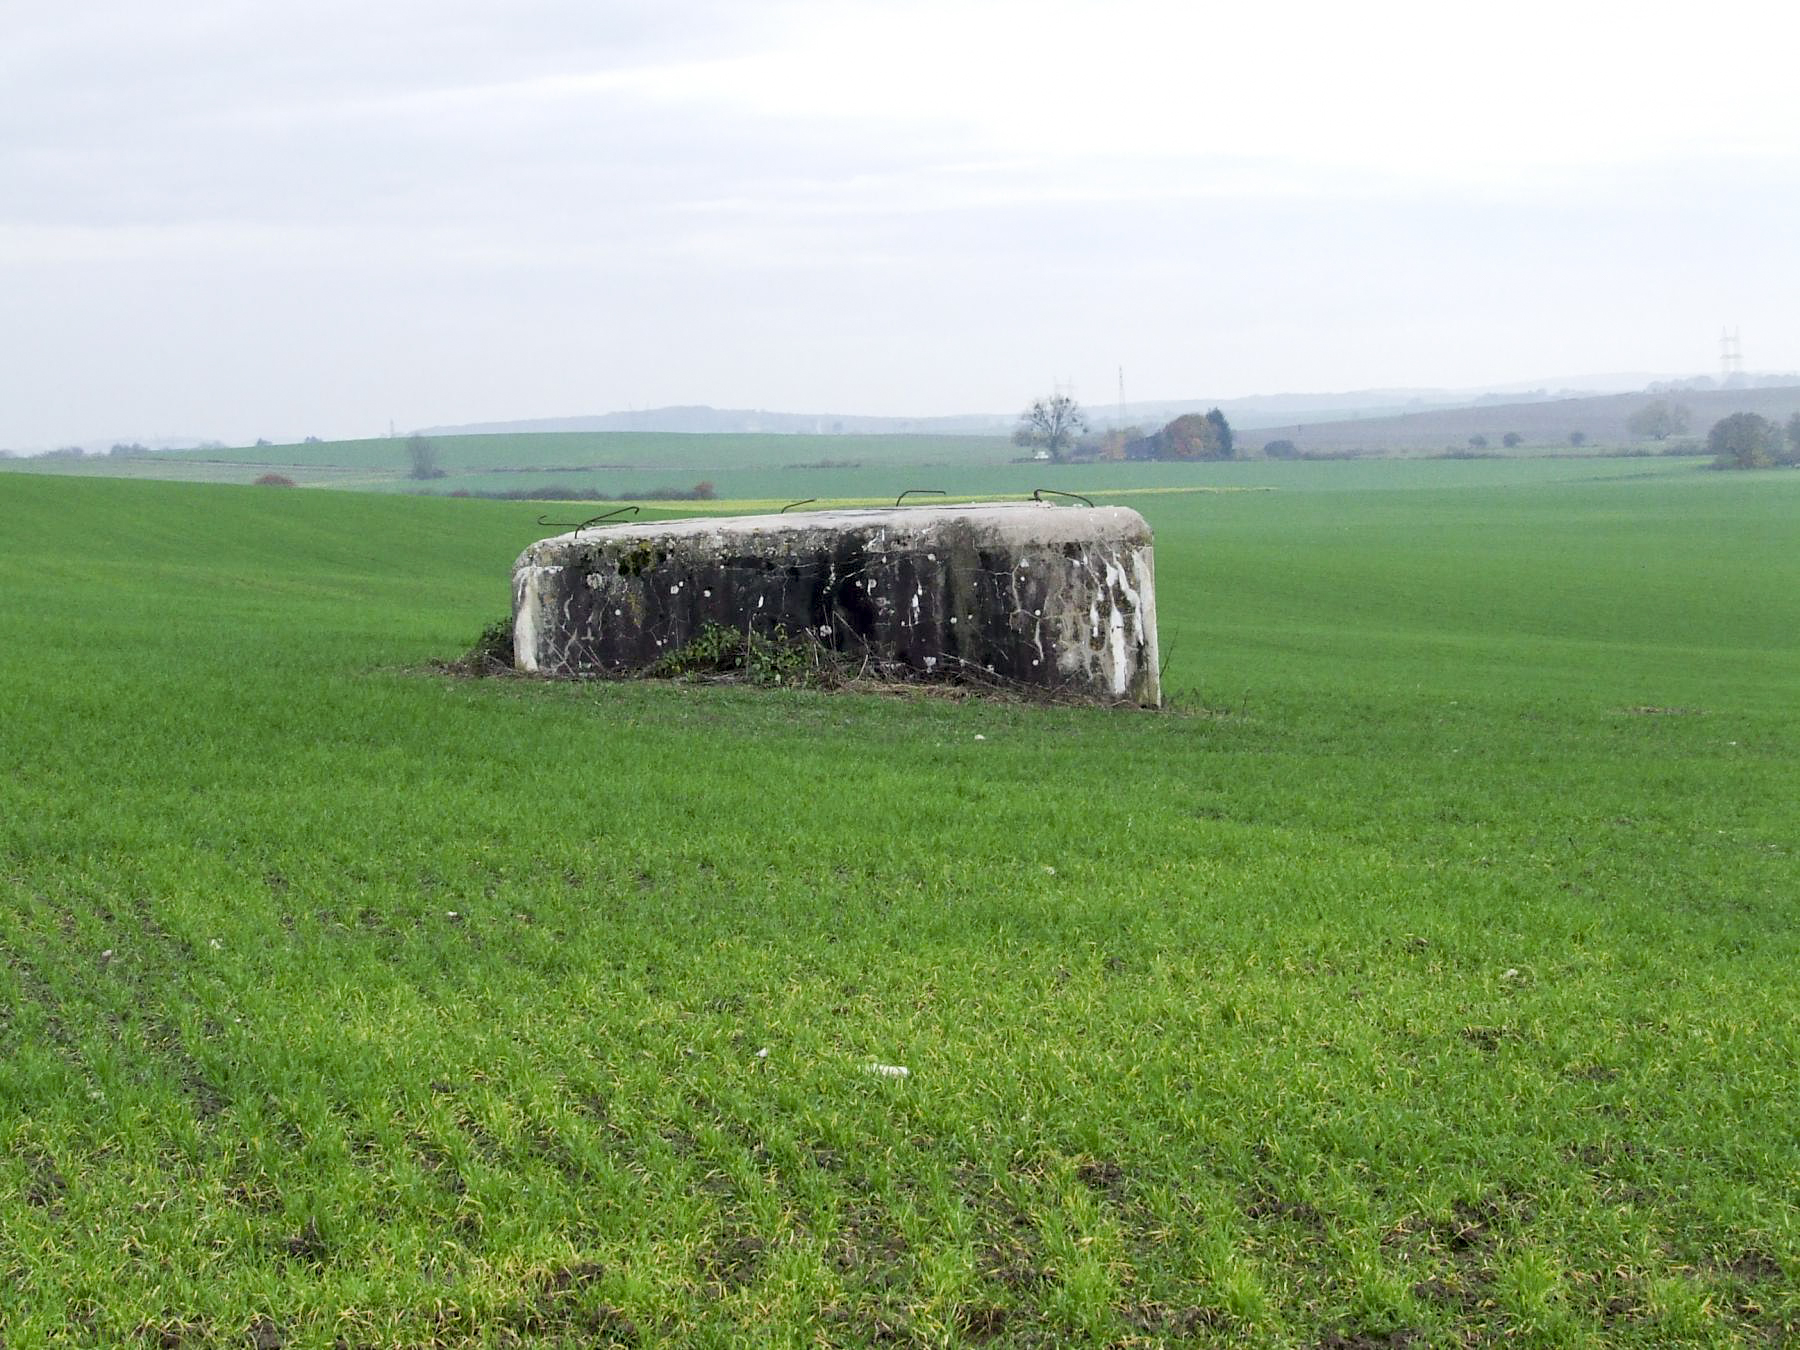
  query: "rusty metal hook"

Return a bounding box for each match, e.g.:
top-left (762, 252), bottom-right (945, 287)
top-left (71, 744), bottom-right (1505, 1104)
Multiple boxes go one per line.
top-left (895, 489), bottom-right (947, 507)
top-left (780, 498), bottom-right (818, 513)
top-left (1032, 488), bottom-right (1095, 508)
top-left (536, 505), bottom-right (641, 530)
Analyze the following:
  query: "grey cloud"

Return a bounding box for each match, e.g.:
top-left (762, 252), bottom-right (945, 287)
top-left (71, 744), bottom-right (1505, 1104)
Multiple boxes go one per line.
top-left (3, 2), bottom-right (1797, 447)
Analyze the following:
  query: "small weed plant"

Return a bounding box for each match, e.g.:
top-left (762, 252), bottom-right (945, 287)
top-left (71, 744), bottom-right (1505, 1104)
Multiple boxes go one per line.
top-left (648, 621), bottom-right (836, 687)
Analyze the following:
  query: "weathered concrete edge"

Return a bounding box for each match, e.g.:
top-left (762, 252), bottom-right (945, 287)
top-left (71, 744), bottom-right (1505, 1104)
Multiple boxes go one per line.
top-left (513, 502), bottom-right (1154, 561)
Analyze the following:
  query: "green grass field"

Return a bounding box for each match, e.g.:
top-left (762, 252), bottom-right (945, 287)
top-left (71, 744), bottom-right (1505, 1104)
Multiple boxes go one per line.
top-left (1, 463), bottom-right (1796, 1347)
top-left (2, 430), bottom-right (1013, 499)
top-left (3, 429), bottom-right (1707, 506)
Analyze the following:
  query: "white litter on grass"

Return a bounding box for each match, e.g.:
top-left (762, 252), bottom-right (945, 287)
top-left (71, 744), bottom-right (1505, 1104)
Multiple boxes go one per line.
top-left (866, 1063), bottom-right (910, 1079)
top-left (973, 734), bottom-right (986, 741)
top-left (755, 1047), bottom-right (769, 1059)
top-left (1501, 968), bottom-right (1521, 981)
top-left (208, 938), bottom-right (223, 950)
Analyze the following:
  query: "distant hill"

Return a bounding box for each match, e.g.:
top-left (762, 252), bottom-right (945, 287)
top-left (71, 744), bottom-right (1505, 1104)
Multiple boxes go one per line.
top-left (28, 374), bottom-right (1798, 457)
top-left (1244, 385), bottom-right (1800, 454)
top-left (416, 391), bottom-right (1611, 438)
top-left (416, 406), bottom-right (1015, 437)
top-left (1116, 376), bottom-right (1690, 433)
top-left (416, 374), bottom-right (1800, 442)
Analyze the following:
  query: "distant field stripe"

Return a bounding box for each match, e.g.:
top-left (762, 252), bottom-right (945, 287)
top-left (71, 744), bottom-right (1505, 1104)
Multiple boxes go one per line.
top-left (509, 485), bottom-right (1273, 514)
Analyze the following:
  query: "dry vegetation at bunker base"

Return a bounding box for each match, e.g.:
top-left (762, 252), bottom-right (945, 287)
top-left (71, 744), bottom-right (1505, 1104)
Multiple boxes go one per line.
top-left (0, 463), bottom-right (1796, 1347)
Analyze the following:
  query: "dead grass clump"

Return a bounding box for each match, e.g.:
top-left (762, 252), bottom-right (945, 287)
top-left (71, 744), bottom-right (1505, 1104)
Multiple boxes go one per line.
top-left (438, 618), bottom-right (516, 676)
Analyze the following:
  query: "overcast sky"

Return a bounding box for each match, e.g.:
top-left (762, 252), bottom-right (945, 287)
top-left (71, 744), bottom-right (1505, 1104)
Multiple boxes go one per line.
top-left (5, 0), bottom-right (1797, 447)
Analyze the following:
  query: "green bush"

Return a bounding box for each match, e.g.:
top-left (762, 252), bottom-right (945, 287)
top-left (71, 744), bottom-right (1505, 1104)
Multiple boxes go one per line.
top-left (648, 622), bottom-right (827, 686)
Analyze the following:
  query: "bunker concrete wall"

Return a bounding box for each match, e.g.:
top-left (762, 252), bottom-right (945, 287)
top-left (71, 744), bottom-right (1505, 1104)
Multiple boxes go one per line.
top-left (512, 502), bottom-right (1160, 705)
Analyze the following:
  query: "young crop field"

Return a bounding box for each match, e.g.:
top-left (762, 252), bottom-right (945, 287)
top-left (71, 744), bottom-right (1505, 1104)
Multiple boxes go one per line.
top-left (148, 431), bottom-right (1019, 473)
top-left (1, 431), bottom-right (1015, 498)
top-left (3, 429), bottom-right (1718, 505)
top-left (1, 464), bottom-right (1796, 1347)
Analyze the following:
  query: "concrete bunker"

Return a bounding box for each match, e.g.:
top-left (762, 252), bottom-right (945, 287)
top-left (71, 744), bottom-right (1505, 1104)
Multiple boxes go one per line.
top-left (511, 501), bottom-right (1161, 705)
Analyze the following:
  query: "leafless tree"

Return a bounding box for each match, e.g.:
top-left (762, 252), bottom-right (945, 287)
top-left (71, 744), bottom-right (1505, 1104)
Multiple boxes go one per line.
top-left (1013, 393), bottom-right (1086, 462)
top-left (1626, 400), bottom-right (1691, 441)
top-left (406, 435), bottom-right (445, 480)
